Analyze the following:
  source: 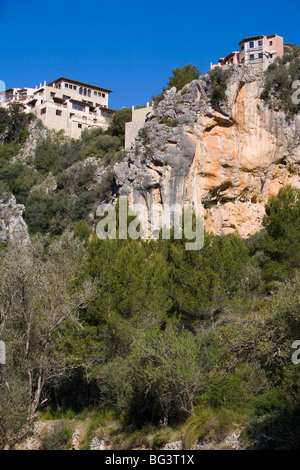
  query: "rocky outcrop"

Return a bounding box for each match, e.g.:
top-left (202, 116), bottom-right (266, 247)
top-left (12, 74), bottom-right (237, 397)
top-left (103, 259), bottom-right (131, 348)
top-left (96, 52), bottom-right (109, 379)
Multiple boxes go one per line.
top-left (115, 66), bottom-right (300, 237)
top-left (14, 121), bottom-right (45, 162)
top-left (90, 436), bottom-right (106, 450)
top-left (0, 194), bottom-right (29, 244)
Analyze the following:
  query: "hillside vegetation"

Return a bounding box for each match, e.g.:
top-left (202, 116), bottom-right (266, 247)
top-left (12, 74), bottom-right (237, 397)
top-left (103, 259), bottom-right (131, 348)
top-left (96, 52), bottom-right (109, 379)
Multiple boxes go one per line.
top-left (0, 104), bottom-right (132, 236)
top-left (261, 43), bottom-right (300, 116)
top-left (0, 60), bottom-right (300, 450)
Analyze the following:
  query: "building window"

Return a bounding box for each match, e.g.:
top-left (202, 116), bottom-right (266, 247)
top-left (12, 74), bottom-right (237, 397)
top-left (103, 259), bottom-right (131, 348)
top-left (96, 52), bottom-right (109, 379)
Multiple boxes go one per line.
top-left (56, 110), bottom-right (62, 116)
top-left (241, 45), bottom-right (244, 51)
top-left (63, 95), bottom-right (71, 100)
top-left (88, 89), bottom-right (91, 97)
top-left (269, 40), bottom-right (273, 46)
top-left (79, 87), bottom-right (83, 95)
top-left (78, 123), bottom-right (82, 128)
top-left (250, 54), bottom-right (254, 61)
top-left (83, 88), bottom-right (87, 96)
top-left (72, 103), bottom-right (85, 111)
top-left (73, 86), bottom-right (77, 90)
top-left (94, 91), bottom-right (97, 95)
top-left (249, 41), bottom-right (254, 48)
top-left (258, 40), bottom-right (263, 46)
top-left (41, 108), bottom-right (46, 114)
top-left (50, 92), bottom-right (55, 97)
top-left (259, 53), bottom-right (263, 59)
top-left (65, 83), bottom-right (68, 88)
top-left (98, 92), bottom-right (101, 96)
top-left (102, 93), bottom-right (105, 98)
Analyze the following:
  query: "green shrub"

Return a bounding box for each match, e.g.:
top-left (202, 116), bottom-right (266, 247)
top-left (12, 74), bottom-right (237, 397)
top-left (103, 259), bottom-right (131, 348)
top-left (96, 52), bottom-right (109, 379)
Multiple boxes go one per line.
top-left (40, 421), bottom-right (72, 450)
top-left (184, 407), bottom-right (241, 448)
top-left (0, 161), bottom-right (37, 204)
top-left (138, 127), bottom-right (150, 144)
top-left (253, 388), bottom-right (284, 417)
top-left (74, 220), bottom-right (90, 242)
top-left (159, 116), bottom-right (178, 127)
top-left (0, 103), bottom-right (35, 144)
top-left (208, 67), bottom-right (232, 109)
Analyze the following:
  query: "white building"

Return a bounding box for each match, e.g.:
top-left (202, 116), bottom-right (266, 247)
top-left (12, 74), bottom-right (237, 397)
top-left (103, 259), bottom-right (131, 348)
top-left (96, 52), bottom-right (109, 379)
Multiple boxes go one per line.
top-left (0, 77), bottom-right (115, 139)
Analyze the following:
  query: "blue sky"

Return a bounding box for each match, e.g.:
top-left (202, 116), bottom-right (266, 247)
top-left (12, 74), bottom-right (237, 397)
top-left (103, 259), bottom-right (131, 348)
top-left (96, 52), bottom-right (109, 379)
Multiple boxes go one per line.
top-left (0, 0), bottom-right (299, 110)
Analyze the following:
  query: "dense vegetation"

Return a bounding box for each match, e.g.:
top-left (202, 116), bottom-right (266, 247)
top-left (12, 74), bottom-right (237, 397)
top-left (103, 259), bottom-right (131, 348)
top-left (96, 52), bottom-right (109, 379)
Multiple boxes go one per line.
top-left (261, 43), bottom-right (300, 116)
top-left (208, 66), bottom-right (233, 110)
top-left (1, 183), bottom-right (300, 449)
top-left (0, 105), bottom-right (132, 234)
top-left (1, 68), bottom-right (300, 450)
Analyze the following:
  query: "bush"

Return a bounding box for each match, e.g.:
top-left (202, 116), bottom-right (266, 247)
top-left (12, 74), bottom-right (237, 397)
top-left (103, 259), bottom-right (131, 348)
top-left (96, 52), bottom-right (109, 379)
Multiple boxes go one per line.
top-left (152, 64), bottom-right (200, 107)
top-left (1, 103), bottom-right (35, 144)
top-left (74, 220), bottom-right (90, 242)
top-left (208, 67), bottom-right (232, 109)
top-left (97, 328), bottom-right (215, 427)
top-left (108, 108), bottom-right (132, 146)
top-left (159, 116), bottom-right (179, 127)
top-left (40, 421), bottom-right (72, 450)
top-left (184, 407), bottom-right (240, 448)
top-left (167, 64), bottom-right (200, 91)
top-left (0, 161), bottom-right (37, 204)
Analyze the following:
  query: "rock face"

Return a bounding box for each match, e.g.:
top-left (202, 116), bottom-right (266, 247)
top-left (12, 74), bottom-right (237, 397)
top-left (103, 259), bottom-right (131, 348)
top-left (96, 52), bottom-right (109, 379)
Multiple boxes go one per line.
top-left (90, 436), bottom-right (106, 450)
top-left (114, 66), bottom-right (300, 237)
top-left (0, 194), bottom-right (30, 244)
top-left (14, 121), bottom-right (45, 162)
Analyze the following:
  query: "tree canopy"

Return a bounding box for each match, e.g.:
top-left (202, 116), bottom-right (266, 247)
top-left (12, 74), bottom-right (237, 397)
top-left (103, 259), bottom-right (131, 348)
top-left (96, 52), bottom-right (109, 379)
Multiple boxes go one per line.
top-left (167, 64), bottom-right (200, 91)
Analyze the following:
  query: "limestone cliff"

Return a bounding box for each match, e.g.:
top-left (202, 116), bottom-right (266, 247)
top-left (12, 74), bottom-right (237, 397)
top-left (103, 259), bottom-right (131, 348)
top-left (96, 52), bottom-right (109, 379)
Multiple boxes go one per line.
top-left (0, 194), bottom-right (29, 244)
top-left (114, 66), bottom-right (300, 237)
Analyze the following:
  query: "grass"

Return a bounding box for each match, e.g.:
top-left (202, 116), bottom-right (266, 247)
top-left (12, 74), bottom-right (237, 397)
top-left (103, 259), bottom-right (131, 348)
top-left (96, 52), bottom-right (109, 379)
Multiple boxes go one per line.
top-left (35, 394), bottom-right (293, 450)
top-left (40, 421), bottom-right (72, 450)
top-left (37, 407), bottom-right (184, 450)
top-left (184, 404), bottom-right (254, 449)
top-left (38, 408), bottom-right (76, 421)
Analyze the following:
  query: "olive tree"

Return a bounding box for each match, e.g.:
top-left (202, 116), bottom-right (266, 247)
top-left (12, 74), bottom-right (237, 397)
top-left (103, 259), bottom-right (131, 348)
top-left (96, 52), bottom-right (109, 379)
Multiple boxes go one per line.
top-left (0, 234), bottom-right (95, 448)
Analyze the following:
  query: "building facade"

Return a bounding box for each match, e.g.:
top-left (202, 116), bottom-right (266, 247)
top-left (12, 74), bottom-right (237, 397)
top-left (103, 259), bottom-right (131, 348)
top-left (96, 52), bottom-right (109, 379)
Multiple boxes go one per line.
top-left (239, 34), bottom-right (283, 69)
top-left (0, 87), bottom-right (36, 107)
top-left (125, 103), bottom-right (153, 150)
top-left (0, 77), bottom-right (115, 139)
top-left (210, 34), bottom-right (284, 71)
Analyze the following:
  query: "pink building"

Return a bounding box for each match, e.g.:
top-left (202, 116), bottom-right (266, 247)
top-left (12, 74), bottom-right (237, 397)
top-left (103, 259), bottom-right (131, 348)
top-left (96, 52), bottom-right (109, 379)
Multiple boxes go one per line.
top-left (210, 34), bottom-right (284, 71)
top-left (210, 51), bottom-right (240, 69)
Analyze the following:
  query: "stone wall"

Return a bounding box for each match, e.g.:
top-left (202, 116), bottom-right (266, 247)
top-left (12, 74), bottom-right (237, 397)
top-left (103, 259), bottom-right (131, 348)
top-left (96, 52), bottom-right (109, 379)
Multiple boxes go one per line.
top-left (125, 105), bottom-right (153, 149)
